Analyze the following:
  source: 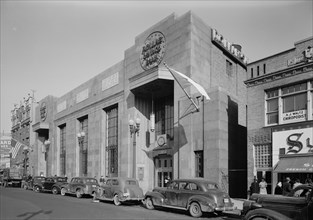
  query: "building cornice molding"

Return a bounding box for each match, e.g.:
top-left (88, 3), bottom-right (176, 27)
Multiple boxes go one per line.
top-left (245, 62), bottom-right (313, 87)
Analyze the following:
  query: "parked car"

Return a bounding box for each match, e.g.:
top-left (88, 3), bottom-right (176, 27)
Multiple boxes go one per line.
top-left (94, 177), bottom-right (144, 206)
top-left (60, 177), bottom-right (99, 198)
top-left (143, 178), bottom-right (234, 218)
top-left (242, 184), bottom-right (313, 220)
top-left (23, 176), bottom-right (46, 190)
top-left (31, 176), bottom-right (68, 194)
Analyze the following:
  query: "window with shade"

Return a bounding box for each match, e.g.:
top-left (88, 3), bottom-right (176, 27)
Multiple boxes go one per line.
top-left (155, 95), bottom-right (174, 139)
top-left (106, 106), bottom-right (118, 176)
top-left (78, 116), bottom-right (88, 176)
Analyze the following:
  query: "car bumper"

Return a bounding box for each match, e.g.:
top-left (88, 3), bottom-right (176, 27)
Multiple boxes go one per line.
top-left (215, 206), bottom-right (235, 211)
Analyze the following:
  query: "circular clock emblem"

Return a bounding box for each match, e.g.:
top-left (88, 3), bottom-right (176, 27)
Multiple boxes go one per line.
top-left (140, 31), bottom-right (166, 70)
top-left (157, 136), bottom-right (166, 146)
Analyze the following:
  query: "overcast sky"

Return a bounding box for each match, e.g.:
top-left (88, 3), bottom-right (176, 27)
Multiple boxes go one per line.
top-left (1, 0), bottom-right (312, 133)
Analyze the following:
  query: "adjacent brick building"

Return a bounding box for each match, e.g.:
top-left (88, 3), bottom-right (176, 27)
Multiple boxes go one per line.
top-left (246, 37), bottom-right (313, 194)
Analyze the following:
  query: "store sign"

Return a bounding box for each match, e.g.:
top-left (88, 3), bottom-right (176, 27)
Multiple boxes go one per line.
top-left (212, 29), bottom-right (248, 65)
top-left (281, 110), bottom-right (306, 124)
top-left (40, 102), bottom-right (47, 121)
top-left (287, 46), bottom-right (313, 66)
top-left (140, 31), bottom-right (166, 70)
top-left (272, 128), bottom-right (313, 165)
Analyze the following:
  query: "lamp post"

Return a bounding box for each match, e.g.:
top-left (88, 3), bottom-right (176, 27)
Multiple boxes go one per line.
top-left (129, 117), bottom-right (140, 179)
top-left (77, 131), bottom-right (86, 147)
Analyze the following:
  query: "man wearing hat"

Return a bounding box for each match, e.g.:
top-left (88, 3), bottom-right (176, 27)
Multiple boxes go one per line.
top-left (282, 177), bottom-right (292, 196)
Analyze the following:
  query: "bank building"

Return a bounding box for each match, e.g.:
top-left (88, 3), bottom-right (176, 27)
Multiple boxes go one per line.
top-left (26, 12), bottom-right (249, 198)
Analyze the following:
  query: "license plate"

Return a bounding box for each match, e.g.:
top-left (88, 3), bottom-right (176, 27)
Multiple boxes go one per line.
top-left (223, 198), bottom-right (229, 203)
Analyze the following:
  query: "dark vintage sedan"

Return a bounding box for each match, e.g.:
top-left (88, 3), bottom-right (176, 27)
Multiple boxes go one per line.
top-left (143, 178), bottom-right (235, 218)
top-left (32, 176), bottom-right (68, 194)
top-left (60, 177), bottom-right (99, 198)
top-left (22, 176), bottom-right (46, 191)
top-left (242, 184), bottom-right (313, 220)
top-left (94, 177), bottom-right (144, 206)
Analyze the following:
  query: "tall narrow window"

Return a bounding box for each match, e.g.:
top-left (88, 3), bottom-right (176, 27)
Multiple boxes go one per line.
top-left (106, 106), bottom-right (118, 176)
top-left (155, 95), bottom-right (174, 139)
top-left (59, 124), bottom-right (66, 176)
top-left (251, 68), bottom-right (254, 78)
top-left (257, 66), bottom-right (260, 76)
top-left (195, 151), bottom-right (204, 177)
top-left (78, 116), bottom-right (88, 176)
top-left (263, 63), bottom-right (266, 74)
top-left (226, 60), bottom-right (233, 76)
top-left (266, 89), bottom-right (279, 125)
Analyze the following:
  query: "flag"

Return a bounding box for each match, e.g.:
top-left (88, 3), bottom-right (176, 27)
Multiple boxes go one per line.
top-left (10, 139), bottom-right (23, 159)
top-left (165, 65), bottom-right (210, 100)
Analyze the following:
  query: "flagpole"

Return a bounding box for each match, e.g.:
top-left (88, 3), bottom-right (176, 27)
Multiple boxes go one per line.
top-left (164, 63), bottom-right (199, 112)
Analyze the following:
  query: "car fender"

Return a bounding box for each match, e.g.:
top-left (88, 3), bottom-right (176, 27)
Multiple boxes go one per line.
top-left (187, 195), bottom-right (215, 212)
top-left (244, 208), bottom-right (292, 220)
top-left (145, 191), bottom-right (166, 206)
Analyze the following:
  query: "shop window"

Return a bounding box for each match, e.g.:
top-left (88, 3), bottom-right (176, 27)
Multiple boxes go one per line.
top-left (195, 150), bottom-right (203, 177)
top-left (59, 124), bottom-right (66, 176)
top-left (106, 106), bottom-right (118, 176)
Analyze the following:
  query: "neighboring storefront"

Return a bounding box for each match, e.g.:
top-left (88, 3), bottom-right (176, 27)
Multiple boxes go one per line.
top-left (30, 12), bottom-right (248, 197)
top-left (246, 37), bottom-right (313, 194)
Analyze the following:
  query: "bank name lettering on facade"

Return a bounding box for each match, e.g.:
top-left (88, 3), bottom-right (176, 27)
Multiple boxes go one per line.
top-left (140, 31), bottom-right (166, 70)
top-left (212, 29), bottom-right (248, 65)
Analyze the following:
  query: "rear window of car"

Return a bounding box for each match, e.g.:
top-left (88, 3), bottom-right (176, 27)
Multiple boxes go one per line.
top-left (36, 177), bottom-right (45, 181)
top-left (126, 180), bottom-right (137, 185)
top-left (204, 183), bottom-right (219, 190)
top-left (57, 178), bottom-right (67, 182)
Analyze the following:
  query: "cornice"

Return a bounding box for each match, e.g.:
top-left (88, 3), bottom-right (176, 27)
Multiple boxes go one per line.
top-left (245, 62), bottom-right (313, 87)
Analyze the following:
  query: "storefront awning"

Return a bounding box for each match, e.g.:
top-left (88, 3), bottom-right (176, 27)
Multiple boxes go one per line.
top-left (273, 154), bottom-right (313, 173)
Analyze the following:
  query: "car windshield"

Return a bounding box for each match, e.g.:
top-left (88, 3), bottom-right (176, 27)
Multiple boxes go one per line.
top-left (204, 183), bottom-right (219, 190)
top-left (85, 178), bottom-right (97, 183)
top-left (36, 177), bottom-right (45, 181)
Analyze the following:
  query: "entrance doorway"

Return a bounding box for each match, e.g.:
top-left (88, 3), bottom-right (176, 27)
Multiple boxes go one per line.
top-left (155, 155), bottom-right (173, 187)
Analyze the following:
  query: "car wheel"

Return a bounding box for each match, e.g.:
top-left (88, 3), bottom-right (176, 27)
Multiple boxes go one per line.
top-left (244, 208), bottom-right (291, 220)
top-left (52, 187), bottom-right (58, 195)
top-left (61, 188), bottom-right (66, 196)
top-left (34, 186), bottom-right (40, 193)
top-left (189, 202), bottom-right (202, 218)
top-left (76, 189), bottom-right (82, 198)
top-left (113, 194), bottom-right (121, 206)
top-left (145, 197), bottom-right (155, 210)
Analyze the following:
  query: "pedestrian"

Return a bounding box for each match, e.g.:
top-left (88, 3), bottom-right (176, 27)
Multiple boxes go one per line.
top-left (100, 175), bottom-right (105, 184)
top-left (274, 181), bottom-right (283, 195)
top-left (305, 178), bottom-right (313, 186)
top-left (282, 177), bottom-right (292, 196)
top-left (249, 178), bottom-right (259, 195)
top-left (293, 179), bottom-right (303, 197)
top-left (259, 178), bottom-right (267, 195)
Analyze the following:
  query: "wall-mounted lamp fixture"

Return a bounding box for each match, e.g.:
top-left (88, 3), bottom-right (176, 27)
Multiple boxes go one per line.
top-left (129, 117), bottom-right (140, 179)
top-left (77, 131), bottom-right (86, 147)
top-left (129, 118), bottom-right (140, 137)
top-left (42, 139), bottom-right (50, 153)
top-left (150, 113), bottom-right (155, 132)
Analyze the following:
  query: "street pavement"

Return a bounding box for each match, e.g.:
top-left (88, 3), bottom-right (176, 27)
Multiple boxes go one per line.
top-left (0, 186), bottom-right (242, 220)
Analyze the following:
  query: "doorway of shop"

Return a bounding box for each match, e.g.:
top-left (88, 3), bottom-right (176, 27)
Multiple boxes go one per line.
top-left (155, 155), bottom-right (173, 188)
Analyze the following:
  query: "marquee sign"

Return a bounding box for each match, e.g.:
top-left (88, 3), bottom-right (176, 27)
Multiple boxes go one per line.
top-left (140, 31), bottom-right (166, 70)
